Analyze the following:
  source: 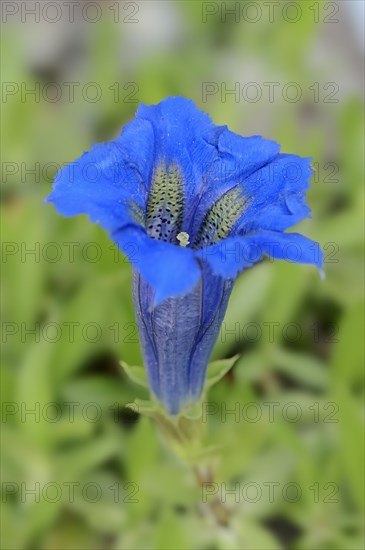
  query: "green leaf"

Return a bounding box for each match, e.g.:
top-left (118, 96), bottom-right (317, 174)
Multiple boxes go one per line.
top-left (154, 507), bottom-right (190, 550)
top-left (273, 348), bottom-right (328, 390)
top-left (229, 518), bottom-right (282, 550)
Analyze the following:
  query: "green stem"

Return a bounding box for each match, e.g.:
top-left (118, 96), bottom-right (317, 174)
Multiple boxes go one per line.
top-left (153, 412), bottom-right (231, 527)
top-left (193, 464), bottom-right (231, 527)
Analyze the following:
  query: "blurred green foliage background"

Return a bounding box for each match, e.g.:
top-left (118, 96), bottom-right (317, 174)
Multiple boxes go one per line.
top-left (1, 1), bottom-right (364, 548)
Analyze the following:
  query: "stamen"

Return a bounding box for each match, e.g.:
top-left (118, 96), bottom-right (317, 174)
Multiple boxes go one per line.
top-left (177, 232), bottom-right (190, 247)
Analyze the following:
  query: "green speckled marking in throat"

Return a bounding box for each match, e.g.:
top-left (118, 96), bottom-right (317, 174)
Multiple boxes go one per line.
top-left (145, 164), bottom-right (184, 243)
top-left (194, 186), bottom-right (248, 248)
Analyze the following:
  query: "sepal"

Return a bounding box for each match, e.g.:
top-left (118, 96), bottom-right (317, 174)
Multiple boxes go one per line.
top-left (204, 355), bottom-right (239, 389)
top-left (120, 360), bottom-right (148, 388)
top-left (126, 398), bottom-right (158, 416)
top-left (120, 356), bottom-right (239, 462)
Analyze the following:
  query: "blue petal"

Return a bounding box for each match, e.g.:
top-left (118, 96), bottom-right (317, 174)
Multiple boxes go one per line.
top-left (257, 231), bottom-right (324, 272)
top-left (196, 230), bottom-right (323, 279)
top-left (187, 265), bottom-right (233, 401)
top-left (132, 264), bottom-right (233, 414)
top-left (136, 97), bottom-right (220, 181)
top-left (135, 97), bottom-right (226, 225)
top-left (216, 130), bottom-right (281, 177)
top-left (132, 270), bottom-right (161, 401)
top-left (112, 226), bottom-right (202, 305)
top-left (136, 97), bottom-right (282, 239)
top-left (116, 118), bottom-right (155, 187)
top-left (45, 118), bottom-right (154, 232)
top-left (189, 131), bottom-right (281, 239)
top-left (233, 154), bottom-right (313, 234)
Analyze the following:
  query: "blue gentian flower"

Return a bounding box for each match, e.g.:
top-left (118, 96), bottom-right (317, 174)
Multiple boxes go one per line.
top-left (46, 97), bottom-right (323, 415)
